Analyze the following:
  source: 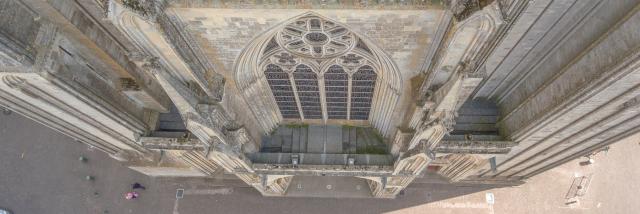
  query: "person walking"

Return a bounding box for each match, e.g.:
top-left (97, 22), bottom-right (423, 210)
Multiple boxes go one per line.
top-left (132, 182), bottom-right (146, 190)
top-left (124, 191), bottom-right (139, 200)
top-left (125, 182), bottom-right (145, 200)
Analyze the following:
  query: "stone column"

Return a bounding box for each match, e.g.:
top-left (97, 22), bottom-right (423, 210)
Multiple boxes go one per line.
top-left (0, 21), bottom-right (149, 156)
top-left (369, 71), bottom-right (464, 198)
top-left (141, 57), bottom-right (293, 196)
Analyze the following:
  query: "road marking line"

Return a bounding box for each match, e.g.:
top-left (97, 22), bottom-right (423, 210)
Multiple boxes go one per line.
top-left (173, 198), bottom-right (180, 214)
top-left (426, 201), bottom-right (492, 209)
top-left (185, 187), bottom-right (233, 195)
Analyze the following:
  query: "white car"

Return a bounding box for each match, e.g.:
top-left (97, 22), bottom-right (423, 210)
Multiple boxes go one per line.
top-left (0, 208), bottom-right (11, 214)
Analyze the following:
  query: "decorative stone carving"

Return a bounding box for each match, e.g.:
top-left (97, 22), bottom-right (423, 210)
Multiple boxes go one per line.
top-left (236, 12), bottom-right (402, 138)
top-left (269, 52), bottom-right (299, 72)
top-left (140, 56), bottom-right (162, 73)
top-left (120, 0), bottom-right (166, 21)
top-left (2, 75), bottom-right (27, 89)
top-left (437, 154), bottom-right (487, 182)
top-left (445, 0), bottom-right (494, 21)
top-left (261, 175), bottom-right (294, 196)
top-left (140, 136), bottom-right (205, 151)
top-left (390, 130), bottom-right (414, 155)
top-left (277, 15), bottom-right (356, 59)
top-left (435, 139), bottom-right (515, 155)
top-left (336, 53), bottom-right (367, 72)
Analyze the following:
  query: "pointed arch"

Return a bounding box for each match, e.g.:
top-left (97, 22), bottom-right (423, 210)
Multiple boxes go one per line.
top-left (293, 64), bottom-right (322, 119)
top-left (235, 12), bottom-right (402, 136)
top-left (350, 65), bottom-right (377, 120)
top-left (324, 65), bottom-right (349, 119)
top-left (264, 64), bottom-right (300, 119)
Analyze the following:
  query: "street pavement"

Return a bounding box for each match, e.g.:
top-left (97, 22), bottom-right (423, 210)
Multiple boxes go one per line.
top-left (1, 111), bottom-right (639, 214)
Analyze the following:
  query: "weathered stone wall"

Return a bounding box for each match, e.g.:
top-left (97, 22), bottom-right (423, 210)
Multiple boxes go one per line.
top-left (0, 0), bottom-right (40, 65)
top-left (170, 8), bottom-right (445, 140)
top-left (466, 0), bottom-right (640, 180)
top-left (168, 0), bottom-right (444, 10)
top-left (0, 0), bottom-right (171, 156)
top-left (35, 0), bottom-right (170, 119)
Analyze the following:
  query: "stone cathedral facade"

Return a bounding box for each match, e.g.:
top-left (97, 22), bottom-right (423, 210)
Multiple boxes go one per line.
top-left (1, 0), bottom-right (640, 198)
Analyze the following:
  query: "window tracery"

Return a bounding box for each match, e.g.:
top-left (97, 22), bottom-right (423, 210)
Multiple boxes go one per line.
top-left (350, 65), bottom-right (377, 120)
top-left (264, 64), bottom-right (300, 119)
top-left (324, 65), bottom-right (349, 119)
top-left (277, 16), bottom-right (356, 59)
top-left (257, 14), bottom-right (385, 123)
top-left (233, 12), bottom-right (401, 137)
top-left (293, 64), bottom-right (322, 119)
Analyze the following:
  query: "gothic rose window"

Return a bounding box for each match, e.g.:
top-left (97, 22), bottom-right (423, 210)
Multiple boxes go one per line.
top-left (237, 12), bottom-right (400, 135)
top-left (254, 14), bottom-right (389, 123)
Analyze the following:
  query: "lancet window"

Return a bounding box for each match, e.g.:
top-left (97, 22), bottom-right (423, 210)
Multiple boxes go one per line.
top-left (324, 65), bottom-right (349, 119)
top-left (259, 14), bottom-right (383, 122)
top-left (264, 64), bottom-right (300, 119)
top-left (350, 65), bottom-right (377, 120)
top-left (293, 64), bottom-right (322, 119)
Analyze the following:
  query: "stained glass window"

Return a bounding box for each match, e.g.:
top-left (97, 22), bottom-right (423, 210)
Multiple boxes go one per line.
top-left (293, 65), bottom-right (322, 119)
top-left (264, 64), bottom-right (300, 119)
top-left (324, 65), bottom-right (348, 119)
top-left (350, 65), bottom-right (377, 120)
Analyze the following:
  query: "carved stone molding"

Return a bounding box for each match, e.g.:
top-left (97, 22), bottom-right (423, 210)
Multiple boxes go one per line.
top-left (261, 175), bottom-right (294, 196)
top-left (2, 75), bottom-right (27, 89)
top-left (437, 154), bottom-right (487, 182)
top-left (235, 12), bottom-right (402, 137)
top-left (445, 0), bottom-right (486, 21)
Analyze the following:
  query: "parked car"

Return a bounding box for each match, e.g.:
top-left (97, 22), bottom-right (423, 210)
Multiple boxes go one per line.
top-left (0, 208), bottom-right (11, 214)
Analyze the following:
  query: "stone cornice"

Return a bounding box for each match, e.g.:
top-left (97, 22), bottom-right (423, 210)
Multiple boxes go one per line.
top-left (166, 0), bottom-right (445, 10)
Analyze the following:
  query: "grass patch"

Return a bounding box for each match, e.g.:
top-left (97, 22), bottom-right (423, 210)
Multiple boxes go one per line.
top-left (371, 129), bottom-right (385, 143)
top-left (284, 123), bottom-right (309, 129)
top-left (358, 146), bottom-right (387, 155)
top-left (342, 124), bottom-right (356, 129)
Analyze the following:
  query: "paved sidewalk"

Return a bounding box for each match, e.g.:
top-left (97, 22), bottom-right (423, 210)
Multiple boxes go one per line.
top-left (1, 112), bottom-right (639, 214)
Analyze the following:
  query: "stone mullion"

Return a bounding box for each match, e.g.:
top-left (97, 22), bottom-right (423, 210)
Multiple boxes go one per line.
top-left (347, 73), bottom-right (353, 120)
top-left (318, 76), bottom-right (328, 123)
top-left (288, 73), bottom-right (305, 120)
